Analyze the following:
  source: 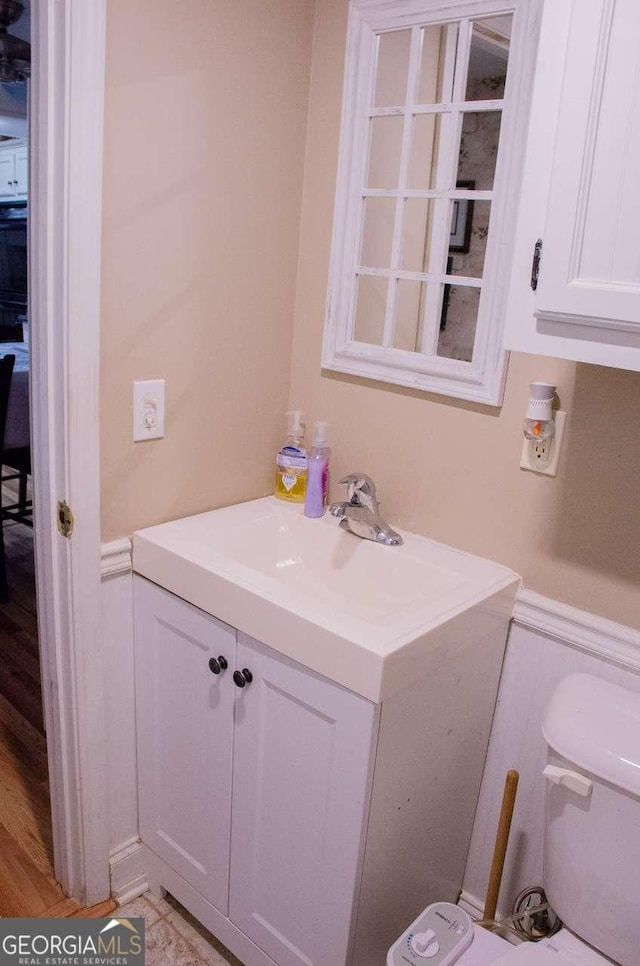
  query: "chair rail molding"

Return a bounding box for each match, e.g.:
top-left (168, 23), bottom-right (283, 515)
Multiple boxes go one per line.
top-left (514, 587), bottom-right (640, 671)
top-left (101, 538), bottom-right (133, 577)
top-left (31, 0), bottom-right (109, 905)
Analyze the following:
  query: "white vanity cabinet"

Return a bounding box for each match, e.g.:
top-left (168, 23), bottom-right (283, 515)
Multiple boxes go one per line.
top-left (133, 573), bottom-right (509, 966)
top-left (134, 576), bottom-right (378, 966)
top-left (135, 577), bottom-right (236, 915)
top-left (228, 632), bottom-right (376, 966)
top-left (0, 140), bottom-right (27, 200)
top-left (504, 0), bottom-right (640, 369)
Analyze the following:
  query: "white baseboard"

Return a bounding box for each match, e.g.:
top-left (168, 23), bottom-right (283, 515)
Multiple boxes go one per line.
top-left (109, 837), bottom-right (148, 905)
top-left (458, 890), bottom-right (485, 921)
top-left (459, 891), bottom-right (519, 946)
top-left (514, 587), bottom-right (640, 671)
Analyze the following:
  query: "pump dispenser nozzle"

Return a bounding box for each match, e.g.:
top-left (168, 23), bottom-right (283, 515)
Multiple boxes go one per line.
top-left (286, 410), bottom-right (305, 437)
top-left (312, 421), bottom-right (329, 445)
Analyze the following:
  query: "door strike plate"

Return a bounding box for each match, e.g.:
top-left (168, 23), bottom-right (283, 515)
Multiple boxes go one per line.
top-left (57, 499), bottom-right (74, 539)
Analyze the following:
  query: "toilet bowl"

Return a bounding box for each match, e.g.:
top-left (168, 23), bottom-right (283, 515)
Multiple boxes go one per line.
top-left (389, 673), bottom-right (640, 966)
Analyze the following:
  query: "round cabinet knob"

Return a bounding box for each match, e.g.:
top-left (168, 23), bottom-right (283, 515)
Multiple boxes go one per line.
top-left (233, 668), bottom-right (253, 688)
top-left (208, 655), bottom-right (228, 675)
top-left (410, 931), bottom-right (440, 958)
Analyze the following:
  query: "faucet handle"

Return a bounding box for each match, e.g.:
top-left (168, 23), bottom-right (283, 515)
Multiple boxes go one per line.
top-left (337, 473), bottom-right (378, 511)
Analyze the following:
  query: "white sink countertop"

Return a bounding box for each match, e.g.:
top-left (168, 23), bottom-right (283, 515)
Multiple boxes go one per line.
top-left (132, 497), bottom-right (519, 702)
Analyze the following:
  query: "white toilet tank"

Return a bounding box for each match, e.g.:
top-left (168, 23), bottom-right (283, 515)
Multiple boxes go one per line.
top-left (542, 673), bottom-right (640, 966)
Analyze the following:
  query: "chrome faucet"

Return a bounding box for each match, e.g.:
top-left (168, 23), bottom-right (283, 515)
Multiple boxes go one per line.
top-left (329, 474), bottom-right (403, 546)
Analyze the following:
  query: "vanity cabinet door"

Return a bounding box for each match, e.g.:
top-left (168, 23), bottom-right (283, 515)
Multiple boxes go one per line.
top-left (134, 577), bottom-right (236, 915)
top-left (229, 632), bottom-right (378, 966)
top-left (504, 0), bottom-right (640, 369)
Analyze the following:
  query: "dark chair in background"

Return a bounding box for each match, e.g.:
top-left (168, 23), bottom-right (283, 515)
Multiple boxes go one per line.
top-left (3, 442), bottom-right (31, 527)
top-left (2, 337), bottom-right (32, 525)
top-left (0, 322), bottom-right (23, 342)
top-left (0, 307), bottom-right (25, 343)
top-left (0, 354), bottom-right (16, 602)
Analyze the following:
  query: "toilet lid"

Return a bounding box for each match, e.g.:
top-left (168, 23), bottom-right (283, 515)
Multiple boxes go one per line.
top-left (493, 947), bottom-right (574, 965)
top-left (492, 934), bottom-right (611, 966)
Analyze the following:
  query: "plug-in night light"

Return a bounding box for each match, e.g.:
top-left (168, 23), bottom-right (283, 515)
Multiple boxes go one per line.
top-left (523, 382), bottom-right (556, 444)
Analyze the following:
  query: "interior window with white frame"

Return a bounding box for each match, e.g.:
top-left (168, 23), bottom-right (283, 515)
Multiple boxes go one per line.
top-left (323, 0), bottom-right (542, 405)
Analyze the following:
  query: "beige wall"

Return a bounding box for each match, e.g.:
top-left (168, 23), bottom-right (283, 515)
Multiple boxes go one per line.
top-left (288, 0), bottom-right (640, 630)
top-left (100, 0), bottom-right (639, 630)
top-left (100, 0), bottom-right (315, 540)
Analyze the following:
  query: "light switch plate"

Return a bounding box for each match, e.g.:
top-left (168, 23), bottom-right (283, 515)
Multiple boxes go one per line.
top-left (133, 379), bottom-right (165, 441)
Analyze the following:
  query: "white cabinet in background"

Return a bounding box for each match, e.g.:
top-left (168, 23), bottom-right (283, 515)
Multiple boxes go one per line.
top-left (134, 576), bottom-right (507, 966)
top-left (0, 152), bottom-right (15, 200)
top-left (0, 140), bottom-right (27, 200)
top-left (504, 0), bottom-right (640, 369)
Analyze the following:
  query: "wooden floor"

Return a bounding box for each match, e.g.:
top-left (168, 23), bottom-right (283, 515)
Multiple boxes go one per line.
top-left (0, 517), bottom-right (63, 917)
top-left (0, 514), bottom-right (117, 919)
top-left (0, 519), bottom-right (42, 732)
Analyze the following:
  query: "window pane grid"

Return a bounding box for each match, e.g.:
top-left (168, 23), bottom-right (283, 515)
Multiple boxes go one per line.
top-left (418, 22), bottom-right (466, 353)
top-left (380, 25), bottom-right (424, 348)
top-left (452, 17), bottom-right (473, 101)
top-left (358, 266), bottom-right (483, 288)
top-left (362, 188), bottom-right (494, 200)
top-left (355, 14), bottom-right (508, 356)
top-left (369, 99), bottom-right (504, 118)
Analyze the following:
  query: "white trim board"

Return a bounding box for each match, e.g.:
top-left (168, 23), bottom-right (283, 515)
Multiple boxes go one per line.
top-left (514, 587), bottom-right (640, 672)
top-left (32, 0), bottom-right (109, 905)
top-left (109, 838), bottom-right (149, 906)
top-left (458, 891), bottom-right (485, 921)
top-left (102, 538), bottom-right (133, 577)
top-left (100, 549), bottom-right (138, 870)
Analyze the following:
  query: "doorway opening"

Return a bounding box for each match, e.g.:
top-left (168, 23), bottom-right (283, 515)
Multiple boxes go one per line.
top-left (0, 0), bottom-right (111, 914)
top-left (0, 0), bottom-right (56, 918)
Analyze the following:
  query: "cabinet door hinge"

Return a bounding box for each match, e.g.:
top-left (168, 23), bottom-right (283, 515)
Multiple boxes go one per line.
top-left (57, 499), bottom-right (74, 539)
top-left (531, 238), bottom-right (542, 291)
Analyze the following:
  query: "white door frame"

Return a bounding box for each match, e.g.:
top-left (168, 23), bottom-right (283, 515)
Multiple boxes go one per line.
top-left (30, 0), bottom-right (110, 904)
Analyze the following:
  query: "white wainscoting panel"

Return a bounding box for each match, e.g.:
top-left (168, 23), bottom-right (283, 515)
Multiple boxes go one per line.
top-left (461, 591), bottom-right (640, 919)
top-left (99, 545), bottom-right (640, 915)
top-left (101, 539), bottom-right (147, 902)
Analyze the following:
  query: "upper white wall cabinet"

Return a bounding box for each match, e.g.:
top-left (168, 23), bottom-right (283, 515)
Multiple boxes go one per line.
top-left (504, 0), bottom-right (640, 370)
top-left (322, 0), bottom-right (543, 405)
top-left (0, 139), bottom-right (27, 200)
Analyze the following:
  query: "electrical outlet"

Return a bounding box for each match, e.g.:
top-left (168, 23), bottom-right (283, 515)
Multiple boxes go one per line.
top-left (133, 379), bottom-right (165, 441)
top-left (520, 410), bottom-right (566, 476)
top-left (531, 437), bottom-right (552, 464)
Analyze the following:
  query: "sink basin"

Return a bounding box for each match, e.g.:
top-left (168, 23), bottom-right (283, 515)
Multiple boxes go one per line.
top-left (133, 497), bottom-right (519, 702)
